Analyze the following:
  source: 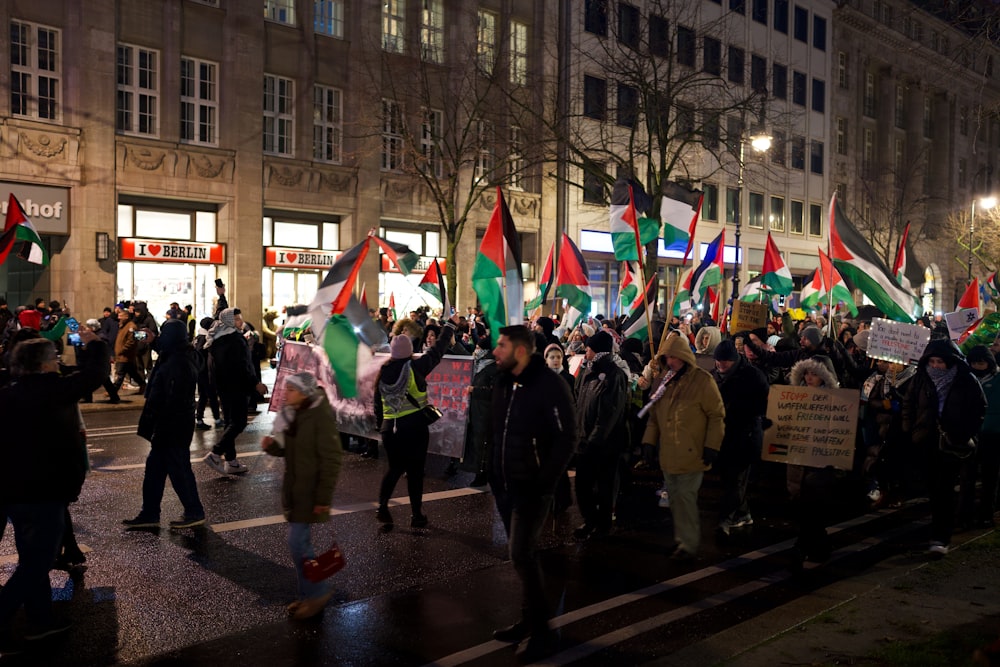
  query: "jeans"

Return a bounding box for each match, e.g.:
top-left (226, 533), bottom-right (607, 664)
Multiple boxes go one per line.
top-left (141, 442), bottom-right (205, 520)
top-left (0, 502), bottom-right (65, 630)
top-left (213, 392), bottom-right (249, 461)
top-left (379, 415), bottom-right (429, 516)
top-left (493, 484), bottom-right (554, 631)
top-left (288, 522), bottom-right (331, 601)
top-left (196, 374), bottom-right (220, 421)
top-left (663, 470), bottom-right (704, 553)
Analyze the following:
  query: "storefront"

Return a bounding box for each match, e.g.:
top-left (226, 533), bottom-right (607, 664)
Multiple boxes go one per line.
top-left (262, 215), bottom-right (341, 311)
top-left (378, 224), bottom-right (444, 316)
top-left (0, 181), bottom-right (70, 308)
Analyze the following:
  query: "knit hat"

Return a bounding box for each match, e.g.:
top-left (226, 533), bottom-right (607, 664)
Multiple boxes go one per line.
top-left (17, 309), bottom-right (41, 330)
top-left (852, 329), bottom-right (870, 352)
top-left (800, 326), bottom-right (823, 348)
top-left (713, 339), bottom-right (739, 361)
top-left (586, 330), bottom-right (613, 353)
top-left (285, 371), bottom-right (319, 397)
top-left (543, 343), bottom-right (564, 358)
top-left (767, 334), bottom-right (782, 348)
top-left (390, 334), bottom-right (413, 359)
top-left (967, 344), bottom-right (998, 373)
top-left (200, 316), bottom-right (215, 331)
top-left (535, 316), bottom-right (555, 335)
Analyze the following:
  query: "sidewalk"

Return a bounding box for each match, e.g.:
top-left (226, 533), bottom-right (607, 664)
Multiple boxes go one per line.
top-left (656, 528), bottom-right (1000, 667)
top-left (79, 390), bottom-right (145, 413)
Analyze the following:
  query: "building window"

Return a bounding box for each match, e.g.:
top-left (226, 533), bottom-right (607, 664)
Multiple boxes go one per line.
top-left (475, 120), bottom-right (495, 183)
top-left (791, 135), bottom-right (805, 170)
top-left (837, 51), bottom-right (848, 88)
top-left (383, 0), bottom-right (405, 53)
top-left (703, 37), bottom-right (721, 75)
top-left (585, 0), bottom-right (607, 37)
top-left (770, 196), bottom-right (785, 232)
top-left (726, 116), bottom-right (743, 155)
top-left (812, 78), bottom-right (825, 113)
top-left (677, 26), bottom-right (696, 67)
top-left (810, 141), bottom-right (824, 174)
top-left (702, 183), bottom-right (718, 221)
top-left (263, 74), bottom-right (294, 156)
top-left (509, 126), bottom-right (524, 190)
top-left (117, 44), bottom-right (159, 136)
top-left (752, 0), bottom-right (767, 24)
top-left (895, 84), bottom-right (905, 127)
top-left (728, 46), bottom-right (744, 85)
top-left (894, 138), bottom-right (904, 175)
top-left (584, 75), bottom-right (607, 120)
top-left (862, 128), bottom-right (874, 178)
top-left (790, 200), bottom-right (804, 234)
top-left (771, 130), bottom-right (786, 166)
top-left (313, 84), bottom-right (342, 163)
top-left (265, 0), bottom-right (296, 25)
top-left (751, 55), bottom-right (767, 92)
top-left (420, 0), bottom-right (443, 63)
top-left (772, 63), bottom-right (787, 99)
top-left (677, 104), bottom-right (695, 137)
top-left (813, 15), bottom-right (826, 50)
top-left (11, 20), bottom-right (61, 121)
top-left (510, 21), bottom-right (528, 85)
top-left (748, 192), bottom-right (764, 229)
top-left (958, 158), bottom-right (967, 188)
top-left (583, 166), bottom-right (606, 204)
top-left (419, 108), bottom-right (442, 178)
top-left (960, 105), bottom-right (969, 136)
top-left (702, 112), bottom-right (720, 149)
top-left (793, 5), bottom-right (808, 42)
top-left (180, 56), bottom-right (217, 145)
top-left (774, 0), bottom-right (789, 33)
top-left (863, 72), bottom-right (875, 117)
top-left (314, 0), bottom-right (344, 38)
top-left (619, 3), bottom-right (640, 50)
top-left (730, 0), bottom-right (746, 15)
top-left (381, 99), bottom-right (404, 171)
top-left (809, 203), bottom-right (822, 236)
top-left (649, 15), bottom-right (669, 57)
top-left (726, 187), bottom-right (739, 224)
top-left (923, 96), bottom-right (933, 138)
top-left (616, 83), bottom-right (638, 127)
top-left (792, 71), bottom-right (806, 106)
top-left (836, 117), bottom-right (847, 155)
top-left (477, 10), bottom-right (496, 73)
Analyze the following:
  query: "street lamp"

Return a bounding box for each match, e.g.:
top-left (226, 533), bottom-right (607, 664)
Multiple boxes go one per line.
top-left (969, 195), bottom-right (997, 282)
top-left (731, 127), bottom-right (772, 301)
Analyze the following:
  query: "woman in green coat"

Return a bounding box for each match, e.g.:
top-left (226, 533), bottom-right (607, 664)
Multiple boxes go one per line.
top-left (263, 371), bottom-right (343, 620)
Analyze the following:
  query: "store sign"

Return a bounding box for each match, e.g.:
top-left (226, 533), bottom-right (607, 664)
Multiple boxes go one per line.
top-left (119, 238), bottom-right (226, 264)
top-left (381, 255), bottom-right (446, 274)
top-left (0, 181), bottom-right (70, 235)
top-left (264, 247), bottom-right (341, 269)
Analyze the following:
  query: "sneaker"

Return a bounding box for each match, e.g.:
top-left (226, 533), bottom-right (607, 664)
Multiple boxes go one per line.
top-left (224, 459), bottom-right (249, 475)
top-left (122, 515), bottom-right (160, 529)
top-left (658, 490), bottom-right (670, 508)
top-left (411, 513), bottom-right (429, 528)
top-left (25, 617), bottom-right (72, 641)
top-left (195, 419), bottom-right (210, 431)
top-left (732, 514), bottom-right (753, 529)
top-left (375, 506), bottom-right (393, 524)
top-left (169, 516), bottom-right (206, 529)
top-left (717, 517), bottom-right (735, 536)
top-left (203, 452), bottom-right (226, 474)
top-left (215, 419), bottom-right (226, 429)
top-left (928, 541), bottom-right (949, 557)
top-left (867, 486), bottom-right (883, 506)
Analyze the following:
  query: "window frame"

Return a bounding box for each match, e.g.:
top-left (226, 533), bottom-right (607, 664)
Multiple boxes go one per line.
top-left (180, 55), bottom-right (218, 146)
top-left (477, 9), bottom-right (497, 74)
top-left (510, 20), bottom-right (528, 85)
top-left (313, 84), bottom-right (343, 164)
top-left (263, 73), bottom-right (295, 156)
top-left (728, 46), bottom-right (745, 85)
top-left (265, 0), bottom-right (296, 25)
top-left (584, 75), bottom-right (607, 121)
top-left (420, 0), bottom-right (444, 63)
top-left (117, 42), bottom-right (159, 137)
top-left (383, 0), bottom-right (406, 54)
top-left (793, 5), bottom-right (808, 42)
top-left (584, 0), bottom-right (608, 37)
top-left (381, 99), bottom-right (404, 172)
top-left (314, 0), bottom-right (344, 39)
top-left (770, 196), bottom-right (785, 232)
top-left (702, 183), bottom-right (718, 221)
top-left (10, 20), bottom-right (61, 122)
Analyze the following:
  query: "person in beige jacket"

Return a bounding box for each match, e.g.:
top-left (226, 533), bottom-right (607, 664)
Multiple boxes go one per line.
top-left (640, 334), bottom-right (725, 560)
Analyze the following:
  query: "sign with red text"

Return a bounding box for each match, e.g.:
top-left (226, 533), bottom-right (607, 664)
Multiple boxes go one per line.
top-left (381, 255), bottom-right (447, 274)
top-left (265, 247), bottom-right (342, 270)
top-left (762, 385), bottom-right (859, 470)
top-left (867, 317), bottom-right (930, 365)
top-left (120, 238), bottom-right (225, 264)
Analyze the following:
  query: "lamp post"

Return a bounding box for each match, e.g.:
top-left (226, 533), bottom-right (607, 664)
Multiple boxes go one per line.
top-left (969, 196), bottom-right (997, 282)
top-left (731, 129), bottom-right (772, 301)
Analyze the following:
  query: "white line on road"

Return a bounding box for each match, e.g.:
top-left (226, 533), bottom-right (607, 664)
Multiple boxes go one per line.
top-left (94, 450), bottom-right (267, 471)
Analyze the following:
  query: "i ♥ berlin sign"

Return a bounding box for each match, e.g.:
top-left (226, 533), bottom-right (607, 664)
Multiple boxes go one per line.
top-left (120, 238), bottom-right (226, 264)
top-left (264, 247), bottom-right (342, 269)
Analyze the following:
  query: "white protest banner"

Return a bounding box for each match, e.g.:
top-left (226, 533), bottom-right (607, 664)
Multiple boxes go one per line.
top-left (866, 317), bottom-right (931, 365)
top-left (944, 308), bottom-right (980, 340)
top-left (761, 385), bottom-right (859, 471)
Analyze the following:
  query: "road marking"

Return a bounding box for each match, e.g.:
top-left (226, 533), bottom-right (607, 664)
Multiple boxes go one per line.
top-left (87, 427), bottom-right (140, 439)
top-left (94, 450), bottom-right (267, 471)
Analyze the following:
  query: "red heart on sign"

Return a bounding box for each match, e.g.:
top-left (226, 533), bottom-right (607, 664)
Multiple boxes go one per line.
top-left (147, 244), bottom-right (162, 256)
top-left (286, 253), bottom-right (297, 263)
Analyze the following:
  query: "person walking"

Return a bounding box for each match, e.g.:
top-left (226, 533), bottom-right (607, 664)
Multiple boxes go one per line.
top-left (373, 314), bottom-right (459, 527)
top-left (79, 318), bottom-right (120, 404)
top-left (262, 372), bottom-right (343, 620)
top-left (113, 306), bottom-right (146, 393)
top-left (122, 319), bottom-right (206, 530)
top-left (464, 336), bottom-right (498, 488)
top-left (963, 345), bottom-right (1000, 528)
top-left (193, 317), bottom-right (222, 430)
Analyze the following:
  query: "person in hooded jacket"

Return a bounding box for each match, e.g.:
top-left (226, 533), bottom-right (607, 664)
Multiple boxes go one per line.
top-left (464, 336), bottom-right (498, 488)
top-left (959, 345), bottom-right (1000, 528)
top-left (902, 339), bottom-right (986, 557)
top-left (193, 317), bottom-right (222, 430)
top-left (122, 319), bottom-right (205, 529)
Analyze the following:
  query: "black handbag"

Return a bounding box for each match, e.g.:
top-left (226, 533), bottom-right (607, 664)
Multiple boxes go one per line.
top-left (407, 394), bottom-right (442, 424)
top-left (938, 428), bottom-right (975, 459)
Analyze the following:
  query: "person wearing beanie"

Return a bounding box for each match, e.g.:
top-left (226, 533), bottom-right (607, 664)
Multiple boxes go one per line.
top-left (859, 354), bottom-right (916, 510)
top-left (962, 345), bottom-right (1000, 529)
top-left (123, 319), bottom-right (206, 531)
top-left (533, 316), bottom-right (560, 350)
top-left (263, 370), bottom-right (343, 620)
top-left (543, 343), bottom-right (574, 390)
top-left (742, 322), bottom-right (858, 388)
top-left (373, 313), bottom-right (461, 527)
top-left (586, 330), bottom-right (614, 354)
top-left (193, 317), bottom-right (223, 430)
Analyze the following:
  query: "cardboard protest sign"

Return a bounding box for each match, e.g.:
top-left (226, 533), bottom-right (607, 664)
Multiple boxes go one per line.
top-left (730, 301), bottom-right (769, 333)
top-left (866, 317), bottom-right (930, 365)
top-left (761, 385), bottom-right (859, 470)
top-left (944, 308), bottom-right (980, 340)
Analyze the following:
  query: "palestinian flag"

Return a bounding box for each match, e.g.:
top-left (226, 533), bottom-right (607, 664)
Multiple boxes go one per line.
top-left (800, 268), bottom-right (825, 309)
top-left (526, 240), bottom-right (555, 313)
top-left (359, 283), bottom-right (368, 308)
top-left (307, 237), bottom-right (371, 398)
top-left (371, 233), bottom-right (419, 275)
top-left (892, 223), bottom-right (912, 291)
top-left (554, 233), bottom-right (591, 329)
top-left (761, 233), bottom-right (794, 295)
top-left (690, 230), bottom-right (725, 305)
top-left (829, 194), bottom-right (918, 322)
top-left (472, 186), bottom-right (524, 337)
top-left (958, 278), bottom-right (981, 313)
top-left (389, 292), bottom-right (397, 320)
top-left (609, 179), bottom-right (658, 261)
top-left (987, 271), bottom-right (1000, 297)
top-left (618, 261), bottom-right (641, 314)
top-left (819, 247), bottom-right (859, 316)
top-left (0, 194), bottom-right (48, 266)
top-left (707, 286), bottom-right (720, 322)
top-left (419, 258), bottom-right (448, 310)
top-left (622, 272), bottom-right (658, 340)
top-left (660, 181), bottom-right (703, 262)
top-left (739, 275), bottom-right (765, 302)
top-left (672, 266), bottom-right (694, 316)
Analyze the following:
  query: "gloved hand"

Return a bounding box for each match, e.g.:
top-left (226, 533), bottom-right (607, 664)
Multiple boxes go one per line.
top-left (761, 418), bottom-right (774, 430)
top-left (702, 447), bottom-right (719, 467)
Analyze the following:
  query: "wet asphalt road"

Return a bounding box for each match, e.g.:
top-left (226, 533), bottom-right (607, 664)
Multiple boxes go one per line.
top-left (0, 373), bottom-right (939, 666)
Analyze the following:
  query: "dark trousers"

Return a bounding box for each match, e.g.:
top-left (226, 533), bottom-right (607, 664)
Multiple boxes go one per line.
top-left (959, 432), bottom-right (1000, 524)
top-left (114, 361), bottom-right (146, 390)
top-left (142, 444), bottom-right (205, 520)
top-left (927, 448), bottom-right (963, 544)
top-left (196, 374), bottom-right (220, 421)
top-left (378, 417), bottom-right (429, 516)
top-left (213, 392), bottom-right (248, 461)
top-left (574, 445), bottom-right (618, 530)
top-left (0, 502), bottom-right (65, 631)
top-left (85, 375), bottom-right (120, 402)
top-left (717, 461), bottom-right (752, 522)
top-left (60, 506), bottom-right (84, 563)
top-left (492, 484), bottom-right (554, 631)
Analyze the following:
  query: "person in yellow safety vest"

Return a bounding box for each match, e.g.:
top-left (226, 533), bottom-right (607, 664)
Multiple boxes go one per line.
top-left (373, 313), bottom-right (461, 528)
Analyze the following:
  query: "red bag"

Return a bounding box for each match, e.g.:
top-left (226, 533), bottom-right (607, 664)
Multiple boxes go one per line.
top-left (302, 542), bottom-right (345, 583)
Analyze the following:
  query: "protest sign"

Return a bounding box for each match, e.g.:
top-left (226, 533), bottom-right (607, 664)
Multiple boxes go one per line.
top-left (730, 301), bottom-right (769, 333)
top-left (761, 385), bottom-right (859, 470)
top-left (866, 317), bottom-right (930, 364)
top-left (944, 308), bottom-right (980, 340)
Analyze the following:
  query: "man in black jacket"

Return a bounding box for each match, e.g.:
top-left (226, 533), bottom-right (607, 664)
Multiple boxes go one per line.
top-left (0, 332), bottom-right (108, 649)
top-left (490, 325), bottom-right (576, 664)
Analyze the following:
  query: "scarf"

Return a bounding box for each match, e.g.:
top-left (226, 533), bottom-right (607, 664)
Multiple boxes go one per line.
top-left (203, 308), bottom-right (238, 349)
top-left (927, 365), bottom-right (957, 415)
top-left (269, 394), bottom-right (323, 445)
top-left (637, 365), bottom-right (685, 418)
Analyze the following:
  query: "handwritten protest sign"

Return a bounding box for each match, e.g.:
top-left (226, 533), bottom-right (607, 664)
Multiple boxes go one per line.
top-left (866, 317), bottom-right (930, 365)
top-left (271, 342), bottom-right (473, 458)
top-left (761, 385), bottom-right (859, 470)
top-left (944, 308), bottom-right (980, 340)
top-left (730, 301), bottom-right (769, 333)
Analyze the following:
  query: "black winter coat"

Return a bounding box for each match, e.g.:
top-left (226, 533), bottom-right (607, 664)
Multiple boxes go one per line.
top-left (574, 354), bottom-right (628, 452)
top-left (138, 347), bottom-right (201, 446)
top-left (373, 323), bottom-right (455, 429)
top-left (208, 330), bottom-right (257, 396)
top-left (711, 356), bottom-right (769, 466)
top-left (903, 340), bottom-right (986, 450)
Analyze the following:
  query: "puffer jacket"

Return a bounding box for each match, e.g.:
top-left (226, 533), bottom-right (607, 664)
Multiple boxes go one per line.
top-left (903, 338), bottom-right (985, 449)
top-left (643, 335), bottom-right (725, 474)
top-left (491, 354), bottom-right (576, 494)
top-left (574, 353), bottom-right (629, 452)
